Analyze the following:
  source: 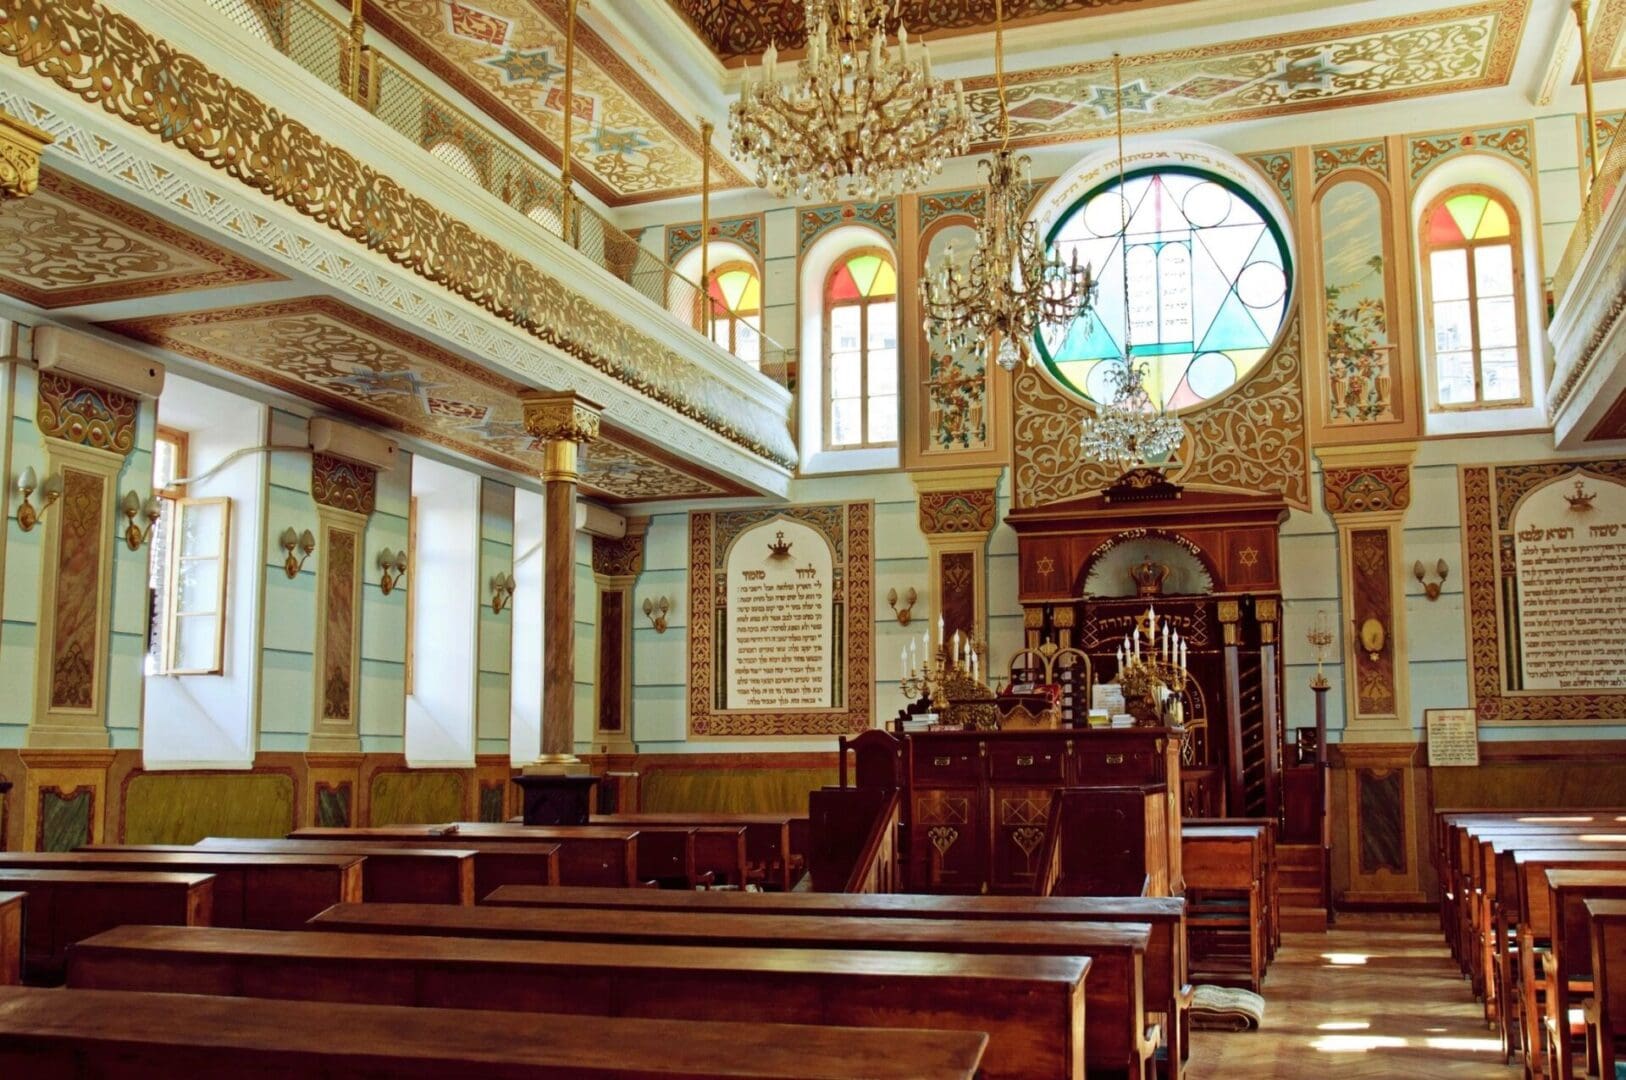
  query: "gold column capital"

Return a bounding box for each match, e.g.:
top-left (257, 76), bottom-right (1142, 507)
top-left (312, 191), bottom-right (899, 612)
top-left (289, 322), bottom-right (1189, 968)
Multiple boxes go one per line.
top-left (1217, 598), bottom-right (1242, 646)
top-left (522, 390), bottom-right (602, 481)
top-left (0, 110), bottom-right (53, 202)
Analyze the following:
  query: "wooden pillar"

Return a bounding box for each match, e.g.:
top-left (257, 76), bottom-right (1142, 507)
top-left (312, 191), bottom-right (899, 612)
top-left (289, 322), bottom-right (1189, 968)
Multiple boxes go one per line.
top-left (1256, 597), bottom-right (1281, 822)
top-left (1218, 599), bottom-right (1244, 815)
top-left (590, 518), bottom-right (646, 755)
top-left (519, 391), bottom-right (601, 766)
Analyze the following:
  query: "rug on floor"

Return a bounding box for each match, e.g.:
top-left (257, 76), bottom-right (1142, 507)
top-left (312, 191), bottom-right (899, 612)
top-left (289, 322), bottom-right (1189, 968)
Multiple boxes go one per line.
top-left (1189, 985), bottom-right (1266, 1031)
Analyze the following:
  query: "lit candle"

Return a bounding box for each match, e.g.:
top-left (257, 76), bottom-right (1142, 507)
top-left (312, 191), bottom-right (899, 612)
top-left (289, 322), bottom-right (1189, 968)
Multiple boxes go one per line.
top-left (921, 40), bottom-right (931, 79)
top-left (1162, 623), bottom-right (1170, 661)
top-left (898, 23), bottom-right (909, 62)
top-left (953, 631), bottom-right (961, 665)
top-left (938, 614), bottom-right (945, 647)
top-left (1148, 606), bottom-right (1156, 643)
top-left (764, 43), bottom-right (777, 80)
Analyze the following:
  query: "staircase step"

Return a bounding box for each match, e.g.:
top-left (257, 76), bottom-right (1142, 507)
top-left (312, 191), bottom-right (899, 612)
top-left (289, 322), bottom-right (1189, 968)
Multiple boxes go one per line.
top-left (1281, 907), bottom-right (1328, 932)
top-left (1281, 885), bottom-right (1323, 905)
top-left (1277, 844), bottom-right (1324, 867)
top-left (1280, 868), bottom-right (1323, 888)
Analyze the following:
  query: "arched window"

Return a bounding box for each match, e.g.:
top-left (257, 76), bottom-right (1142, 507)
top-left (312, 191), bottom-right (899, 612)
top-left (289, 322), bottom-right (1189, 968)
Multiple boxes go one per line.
top-left (1040, 167), bottom-right (1293, 410)
top-left (1420, 187), bottom-right (1527, 408)
top-left (824, 249), bottom-right (898, 448)
top-left (706, 261), bottom-right (763, 368)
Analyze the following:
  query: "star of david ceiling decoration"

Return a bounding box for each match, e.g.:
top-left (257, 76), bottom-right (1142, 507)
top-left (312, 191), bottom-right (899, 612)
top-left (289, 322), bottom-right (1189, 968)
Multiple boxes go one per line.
top-left (664, 0), bottom-right (1198, 63)
top-left (361, 0), bottom-right (747, 205)
top-left (100, 297), bottom-right (740, 503)
top-left (959, 1), bottom-right (1530, 152)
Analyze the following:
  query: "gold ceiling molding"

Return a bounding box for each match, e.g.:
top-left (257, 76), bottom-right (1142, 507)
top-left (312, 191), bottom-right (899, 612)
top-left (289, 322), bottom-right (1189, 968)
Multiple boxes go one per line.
top-left (958, 1), bottom-right (1530, 153)
top-left (363, 0), bottom-right (749, 204)
top-left (665, 0), bottom-right (1195, 64)
top-left (1581, 0), bottom-right (1626, 83)
top-left (103, 296), bottom-right (730, 503)
top-left (0, 107), bottom-right (50, 200)
top-left (0, 0), bottom-right (794, 470)
top-left (0, 169), bottom-right (281, 308)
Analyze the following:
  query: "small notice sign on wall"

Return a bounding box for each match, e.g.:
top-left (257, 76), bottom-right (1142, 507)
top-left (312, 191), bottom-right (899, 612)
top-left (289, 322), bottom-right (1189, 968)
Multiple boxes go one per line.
top-left (1425, 709), bottom-right (1480, 767)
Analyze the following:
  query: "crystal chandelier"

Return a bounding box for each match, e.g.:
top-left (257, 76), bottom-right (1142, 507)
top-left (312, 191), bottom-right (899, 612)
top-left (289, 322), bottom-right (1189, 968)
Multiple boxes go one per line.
top-left (1078, 54), bottom-right (1184, 468)
top-left (728, 0), bottom-right (970, 201)
top-left (917, 0), bottom-right (1095, 371)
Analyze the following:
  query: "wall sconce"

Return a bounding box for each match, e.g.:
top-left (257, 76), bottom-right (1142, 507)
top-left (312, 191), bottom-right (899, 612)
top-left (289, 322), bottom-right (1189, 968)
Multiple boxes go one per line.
top-left (279, 527), bottom-right (315, 579)
top-left (1413, 558), bottom-right (1449, 601)
top-left (490, 572), bottom-right (516, 614)
top-left (15, 466), bottom-right (62, 533)
top-left (642, 595), bottom-right (670, 633)
top-left (377, 547), bottom-right (408, 595)
top-left (119, 490), bottom-right (161, 551)
top-left (886, 586), bottom-right (917, 626)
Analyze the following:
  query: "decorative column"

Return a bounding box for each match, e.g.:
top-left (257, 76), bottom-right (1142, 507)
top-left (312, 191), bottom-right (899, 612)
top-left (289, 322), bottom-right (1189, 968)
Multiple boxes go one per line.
top-left (0, 110), bottom-right (51, 203)
top-left (590, 518), bottom-right (646, 756)
top-left (1217, 599), bottom-right (1244, 814)
top-left (27, 372), bottom-right (140, 748)
top-left (912, 468), bottom-right (1002, 653)
top-left (308, 453), bottom-right (376, 754)
top-left (516, 391), bottom-right (601, 824)
top-left (1318, 442), bottom-right (1426, 906)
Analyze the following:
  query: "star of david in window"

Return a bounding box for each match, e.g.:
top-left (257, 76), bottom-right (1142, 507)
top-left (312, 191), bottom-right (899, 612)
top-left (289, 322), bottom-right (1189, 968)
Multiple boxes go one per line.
top-left (1238, 546), bottom-right (1260, 567)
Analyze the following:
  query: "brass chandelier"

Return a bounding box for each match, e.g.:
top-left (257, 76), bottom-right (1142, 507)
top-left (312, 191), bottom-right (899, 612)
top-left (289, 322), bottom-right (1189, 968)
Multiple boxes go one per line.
top-left (917, 0), bottom-right (1095, 371)
top-left (728, 0), bottom-right (970, 201)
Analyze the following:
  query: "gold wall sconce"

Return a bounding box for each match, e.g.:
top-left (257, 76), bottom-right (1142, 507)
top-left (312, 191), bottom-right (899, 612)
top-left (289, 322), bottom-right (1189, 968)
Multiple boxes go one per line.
top-left (887, 586), bottom-right (917, 626)
top-left (279, 527), bottom-right (315, 579)
top-left (490, 571), bottom-right (516, 614)
top-left (15, 466), bottom-right (62, 533)
top-left (119, 490), bottom-right (161, 550)
top-left (377, 547), bottom-right (408, 595)
top-left (642, 595), bottom-right (670, 633)
top-left (1413, 558), bottom-right (1449, 601)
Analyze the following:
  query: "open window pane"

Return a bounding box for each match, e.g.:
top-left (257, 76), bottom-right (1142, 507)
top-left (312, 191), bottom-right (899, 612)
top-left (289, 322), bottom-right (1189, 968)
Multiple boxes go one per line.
top-left (179, 500), bottom-right (225, 559)
top-left (164, 497), bottom-right (230, 675)
top-left (175, 558), bottom-right (221, 615)
top-left (173, 615), bottom-right (221, 674)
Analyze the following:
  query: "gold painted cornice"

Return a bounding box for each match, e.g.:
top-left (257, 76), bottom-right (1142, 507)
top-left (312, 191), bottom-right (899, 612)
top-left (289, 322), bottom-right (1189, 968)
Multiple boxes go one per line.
top-left (0, 108), bottom-right (51, 201)
top-left (0, 0), bottom-right (795, 470)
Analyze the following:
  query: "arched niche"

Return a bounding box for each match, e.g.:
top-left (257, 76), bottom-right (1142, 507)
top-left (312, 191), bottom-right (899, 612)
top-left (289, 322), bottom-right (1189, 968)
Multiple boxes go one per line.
top-left (1080, 533), bottom-right (1218, 598)
top-left (1314, 170), bottom-right (1402, 426)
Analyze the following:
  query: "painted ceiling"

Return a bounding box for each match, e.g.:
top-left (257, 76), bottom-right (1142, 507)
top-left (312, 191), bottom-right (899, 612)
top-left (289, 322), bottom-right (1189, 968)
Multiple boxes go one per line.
top-left (364, 0), bottom-right (748, 205)
top-left (959, 1), bottom-right (1530, 152)
top-left (1584, 0), bottom-right (1626, 83)
top-left (101, 297), bottom-right (733, 502)
top-left (664, 0), bottom-right (1195, 63)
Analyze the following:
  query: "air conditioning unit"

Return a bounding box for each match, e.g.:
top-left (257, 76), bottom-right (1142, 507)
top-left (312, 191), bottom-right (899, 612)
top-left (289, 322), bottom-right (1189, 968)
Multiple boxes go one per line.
top-left (32, 326), bottom-right (166, 399)
top-left (308, 417), bottom-right (399, 472)
top-left (576, 501), bottom-right (626, 539)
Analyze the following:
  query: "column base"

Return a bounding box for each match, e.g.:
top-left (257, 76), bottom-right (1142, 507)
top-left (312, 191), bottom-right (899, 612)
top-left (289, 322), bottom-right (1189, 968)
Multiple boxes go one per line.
top-left (514, 772), bottom-right (598, 826)
top-left (25, 722), bottom-right (110, 750)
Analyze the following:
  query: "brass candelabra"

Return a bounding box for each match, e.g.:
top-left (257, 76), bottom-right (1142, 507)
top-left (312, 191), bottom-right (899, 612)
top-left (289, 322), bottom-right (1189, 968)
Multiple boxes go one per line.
top-left (1112, 605), bottom-right (1189, 726)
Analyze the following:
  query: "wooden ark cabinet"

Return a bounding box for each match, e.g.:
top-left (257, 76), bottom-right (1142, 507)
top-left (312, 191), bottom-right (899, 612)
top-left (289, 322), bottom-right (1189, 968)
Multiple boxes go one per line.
top-left (898, 728), bottom-right (1185, 896)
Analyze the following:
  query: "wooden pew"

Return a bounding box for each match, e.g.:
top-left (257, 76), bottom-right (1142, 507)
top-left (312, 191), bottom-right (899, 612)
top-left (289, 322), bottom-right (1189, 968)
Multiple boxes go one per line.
top-left (592, 813), bottom-right (794, 891)
top-left (125, 840), bottom-right (476, 905)
top-left (0, 986), bottom-right (990, 1079)
top-left (0, 851), bottom-right (360, 930)
top-left (1543, 869), bottom-right (1626, 1080)
top-left (1181, 824), bottom-right (1266, 992)
top-left (67, 925), bottom-right (1090, 1080)
top-left (312, 901), bottom-right (1155, 1080)
top-left (0, 894), bottom-right (19, 987)
top-left (694, 826), bottom-right (751, 888)
top-left (483, 884), bottom-right (1191, 1080)
top-left (1194, 817), bottom-right (1280, 958)
top-left (270, 835), bottom-right (559, 898)
top-left (1587, 899), bottom-right (1626, 1080)
top-left (0, 869), bottom-right (213, 984)
top-left (289, 825), bottom-right (631, 887)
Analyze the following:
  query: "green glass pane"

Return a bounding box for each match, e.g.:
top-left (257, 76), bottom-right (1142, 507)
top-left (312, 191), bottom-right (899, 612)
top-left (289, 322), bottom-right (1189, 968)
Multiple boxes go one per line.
top-left (1445, 194), bottom-right (1489, 243)
top-left (847, 254), bottom-right (883, 296)
top-left (1197, 290), bottom-right (1269, 352)
top-left (1055, 309), bottom-right (1121, 360)
top-left (1475, 199), bottom-right (1510, 240)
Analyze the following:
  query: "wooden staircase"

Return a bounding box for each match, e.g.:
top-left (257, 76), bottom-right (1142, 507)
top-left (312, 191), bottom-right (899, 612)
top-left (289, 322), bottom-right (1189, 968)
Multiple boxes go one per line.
top-left (1278, 842), bottom-right (1329, 931)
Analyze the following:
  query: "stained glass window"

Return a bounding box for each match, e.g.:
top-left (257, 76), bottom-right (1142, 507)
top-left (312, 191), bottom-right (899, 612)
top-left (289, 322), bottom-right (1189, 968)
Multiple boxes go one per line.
top-left (706, 261), bottom-right (763, 368)
top-left (824, 248), bottom-right (899, 449)
top-left (1420, 187), bottom-right (1526, 408)
top-left (1039, 168), bottom-right (1293, 410)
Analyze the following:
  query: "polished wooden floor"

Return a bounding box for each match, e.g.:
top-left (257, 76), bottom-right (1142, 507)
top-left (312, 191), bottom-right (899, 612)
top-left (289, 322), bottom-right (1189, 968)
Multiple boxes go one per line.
top-left (1186, 914), bottom-right (1517, 1078)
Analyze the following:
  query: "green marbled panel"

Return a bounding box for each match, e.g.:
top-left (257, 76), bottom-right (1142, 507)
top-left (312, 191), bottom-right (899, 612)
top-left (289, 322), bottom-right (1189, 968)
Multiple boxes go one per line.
top-left (369, 770), bottom-right (466, 826)
top-left (123, 773), bottom-right (295, 844)
top-left (639, 767), bottom-right (838, 815)
top-left (39, 787), bottom-right (92, 851)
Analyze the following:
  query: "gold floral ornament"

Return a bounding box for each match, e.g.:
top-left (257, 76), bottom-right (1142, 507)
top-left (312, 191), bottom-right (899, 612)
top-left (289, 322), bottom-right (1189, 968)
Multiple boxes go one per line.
top-left (0, 108), bottom-right (52, 201)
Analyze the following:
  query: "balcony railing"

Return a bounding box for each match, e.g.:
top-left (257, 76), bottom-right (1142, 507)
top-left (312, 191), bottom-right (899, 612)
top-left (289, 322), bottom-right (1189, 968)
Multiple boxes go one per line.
top-left (207, 0), bottom-right (792, 387)
top-left (1553, 119), bottom-right (1626, 308)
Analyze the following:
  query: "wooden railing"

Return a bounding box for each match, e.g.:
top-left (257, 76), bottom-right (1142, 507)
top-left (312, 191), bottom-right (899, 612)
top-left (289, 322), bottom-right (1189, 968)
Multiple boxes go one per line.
top-left (841, 790), bottom-right (902, 894)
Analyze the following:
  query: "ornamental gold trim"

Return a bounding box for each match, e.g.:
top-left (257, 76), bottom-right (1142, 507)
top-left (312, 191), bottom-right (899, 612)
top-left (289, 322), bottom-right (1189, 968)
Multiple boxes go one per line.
top-left (0, 107), bottom-right (51, 201)
top-left (0, 0), bottom-right (794, 469)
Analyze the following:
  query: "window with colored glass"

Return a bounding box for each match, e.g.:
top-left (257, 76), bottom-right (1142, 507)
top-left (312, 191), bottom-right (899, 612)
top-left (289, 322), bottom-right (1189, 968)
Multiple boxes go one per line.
top-left (706, 261), bottom-right (763, 368)
top-left (824, 249), bottom-right (899, 449)
top-left (1421, 188), bottom-right (1527, 408)
top-left (1038, 167), bottom-right (1293, 409)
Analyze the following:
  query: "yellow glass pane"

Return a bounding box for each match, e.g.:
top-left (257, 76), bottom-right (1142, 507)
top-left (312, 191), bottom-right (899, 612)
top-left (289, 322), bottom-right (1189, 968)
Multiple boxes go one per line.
top-left (718, 269), bottom-right (751, 311)
top-left (1475, 199), bottom-right (1510, 240)
top-left (847, 254), bottom-right (883, 296)
top-left (1445, 194), bottom-right (1488, 243)
top-left (870, 260), bottom-right (898, 298)
top-left (739, 276), bottom-right (761, 312)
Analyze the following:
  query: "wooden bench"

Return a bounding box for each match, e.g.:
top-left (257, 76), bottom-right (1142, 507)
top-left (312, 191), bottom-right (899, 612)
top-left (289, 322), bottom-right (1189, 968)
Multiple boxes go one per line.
top-left (1587, 899), bottom-right (1626, 1080)
top-left (126, 840), bottom-right (476, 905)
top-left (1193, 817), bottom-right (1280, 959)
top-left (271, 834), bottom-right (558, 898)
top-left (0, 869), bottom-right (214, 984)
top-left (0, 894), bottom-right (18, 987)
top-left (1181, 825), bottom-right (1266, 992)
top-left (312, 901), bottom-right (1154, 1079)
top-left (67, 925), bottom-right (1089, 1080)
top-left (0, 851), bottom-right (360, 931)
top-left (482, 884), bottom-right (1192, 1080)
top-left (289, 825), bottom-right (631, 887)
top-left (592, 813), bottom-right (794, 891)
top-left (0, 986), bottom-right (989, 1079)
top-left (1542, 869), bottom-right (1626, 1080)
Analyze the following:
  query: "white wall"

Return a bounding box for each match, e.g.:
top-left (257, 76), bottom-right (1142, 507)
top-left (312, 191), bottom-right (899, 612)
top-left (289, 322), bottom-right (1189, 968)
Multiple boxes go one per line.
top-left (509, 487), bottom-right (543, 765)
top-left (142, 375), bottom-right (266, 769)
top-left (404, 456), bottom-right (480, 766)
